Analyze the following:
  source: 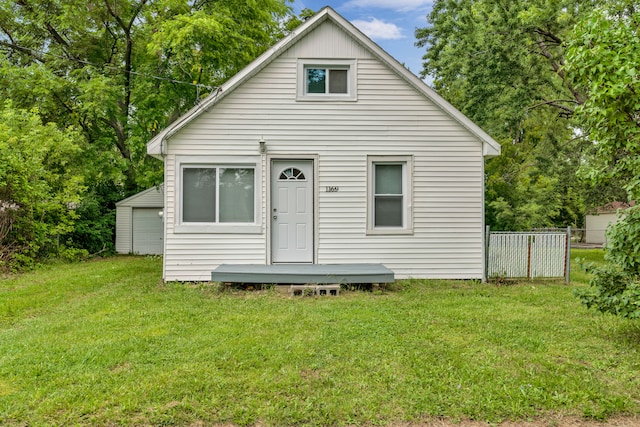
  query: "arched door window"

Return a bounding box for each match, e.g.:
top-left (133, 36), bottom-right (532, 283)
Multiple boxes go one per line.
top-left (279, 167), bottom-right (306, 181)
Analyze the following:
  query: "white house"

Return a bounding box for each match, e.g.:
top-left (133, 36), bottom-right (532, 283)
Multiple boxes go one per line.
top-left (115, 186), bottom-right (164, 255)
top-left (146, 7), bottom-right (501, 282)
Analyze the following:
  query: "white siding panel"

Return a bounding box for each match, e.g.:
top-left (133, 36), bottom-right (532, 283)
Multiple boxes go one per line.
top-left (585, 213), bottom-right (617, 245)
top-left (283, 21), bottom-right (372, 59)
top-left (115, 206), bottom-right (132, 254)
top-left (161, 27), bottom-right (487, 281)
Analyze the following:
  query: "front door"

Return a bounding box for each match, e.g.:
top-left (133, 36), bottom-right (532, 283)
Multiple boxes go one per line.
top-left (271, 160), bottom-right (313, 263)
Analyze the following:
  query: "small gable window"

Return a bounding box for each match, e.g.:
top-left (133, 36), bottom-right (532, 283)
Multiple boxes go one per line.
top-left (306, 67), bottom-right (348, 94)
top-left (297, 59), bottom-right (357, 101)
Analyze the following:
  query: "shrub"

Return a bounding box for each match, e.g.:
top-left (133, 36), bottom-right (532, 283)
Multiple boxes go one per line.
top-left (575, 206), bottom-right (640, 318)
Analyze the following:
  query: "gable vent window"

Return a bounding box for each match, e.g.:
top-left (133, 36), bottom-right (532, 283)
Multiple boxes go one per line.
top-left (297, 59), bottom-right (357, 101)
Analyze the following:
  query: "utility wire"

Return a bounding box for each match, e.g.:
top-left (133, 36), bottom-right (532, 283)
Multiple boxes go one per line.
top-left (0, 43), bottom-right (217, 91)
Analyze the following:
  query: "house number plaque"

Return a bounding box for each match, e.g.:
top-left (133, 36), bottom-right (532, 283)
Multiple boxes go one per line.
top-left (325, 186), bottom-right (339, 192)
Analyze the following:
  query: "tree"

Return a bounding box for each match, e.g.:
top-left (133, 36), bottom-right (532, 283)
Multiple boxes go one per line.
top-left (0, 0), bottom-right (294, 192)
top-left (565, 1), bottom-right (640, 203)
top-left (575, 207), bottom-right (640, 318)
top-left (0, 0), bottom-right (295, 258)
top-left (567, 1), bottom-right (640, 318)
top-left (415, 0), bottom-right (620, 230)
top-left (0, 102), bottom-right (85, 269)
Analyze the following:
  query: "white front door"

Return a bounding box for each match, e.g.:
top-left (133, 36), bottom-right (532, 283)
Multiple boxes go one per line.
top-left (271, 160), bottom-right (314, 263)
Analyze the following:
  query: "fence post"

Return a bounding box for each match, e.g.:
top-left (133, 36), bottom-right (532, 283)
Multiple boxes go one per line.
top-left (565, 226), bottom-right (571, 284)
top-left (527, 235), bottom-right (532, 280)
top-left (484, 225), bottom-right (490, 283)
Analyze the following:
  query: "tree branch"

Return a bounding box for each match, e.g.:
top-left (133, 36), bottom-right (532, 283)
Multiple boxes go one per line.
top-left (533, 27), bottom-right (563, 46)
top-left (0, 40), bottom-right (46, 63)
top-left (526, 99), bottom-right (578, 115)
top-left (535, 39), bottom-right (585, 105)
top-left (103, 0), bottom-right (148, 155)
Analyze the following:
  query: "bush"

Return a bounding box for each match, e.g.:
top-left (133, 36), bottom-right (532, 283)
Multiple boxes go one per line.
top-left (0, 102), bottom-right (85, 270)
top-left (575, 206), bottom-right (640, 318)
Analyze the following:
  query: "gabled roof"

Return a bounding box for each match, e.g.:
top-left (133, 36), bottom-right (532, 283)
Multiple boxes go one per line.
top-left (589, 200), bottom-right (635, 214)
top-left (147, 6), bottom-right (501, 158)
top-left (115, 184), bottom-right (164, 207)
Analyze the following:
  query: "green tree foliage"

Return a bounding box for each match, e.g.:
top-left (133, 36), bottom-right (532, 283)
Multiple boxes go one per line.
top-left (0, 102), bottom-right (85, 269)
top-left (568, 1), bottom-right (640, 318)
top-left (576, 207), bottom-right (640, 318)
top-left (415, 0), bottom-right (620, 230)
top-left (565, 1), bottom-right (640, 203)
top-left (0, 0), bottom-right (295, 260)
top-left (0, 0), bottom-right (293, 191)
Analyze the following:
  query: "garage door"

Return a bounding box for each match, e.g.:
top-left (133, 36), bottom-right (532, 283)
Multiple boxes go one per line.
top-left (132, 208), bottom-right (163, 254)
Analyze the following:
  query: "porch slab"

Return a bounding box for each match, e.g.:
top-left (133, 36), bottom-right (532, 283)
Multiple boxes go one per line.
top-left (211, 263), bottom-right (394, 285)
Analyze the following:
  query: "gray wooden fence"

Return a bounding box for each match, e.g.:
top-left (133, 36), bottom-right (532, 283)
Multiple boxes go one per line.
top-left (485, 227), bottom-right (571, 283)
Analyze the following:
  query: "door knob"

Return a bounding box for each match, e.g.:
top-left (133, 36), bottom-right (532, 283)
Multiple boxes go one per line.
top-left (273, 215), bottom-right (277, 220)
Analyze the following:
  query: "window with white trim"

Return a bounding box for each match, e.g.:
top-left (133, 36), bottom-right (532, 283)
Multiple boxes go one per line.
top-left (297, 59), bottom-right (357, 100)
top-left (306, 67), bottom-right (348, 94)
top-left (182, 166), bottom-right (255, 224)
top-left (367, 156), bottom-right (413, 234)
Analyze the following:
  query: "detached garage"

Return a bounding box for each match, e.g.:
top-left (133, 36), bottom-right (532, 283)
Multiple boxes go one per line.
top-left (115, 185), bottom-right (164, 255)
top-left (584, 201), bottom-right (635, 245)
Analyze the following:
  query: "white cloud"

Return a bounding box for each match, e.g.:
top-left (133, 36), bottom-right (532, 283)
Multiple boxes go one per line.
top-left (351, 17), bottom-right (404, 40)
top-left (344, 0), bottom-right (432, 12)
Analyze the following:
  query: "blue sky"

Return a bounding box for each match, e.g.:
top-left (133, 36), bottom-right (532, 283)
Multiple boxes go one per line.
top-left (291, 0), bottom-right (434, 79)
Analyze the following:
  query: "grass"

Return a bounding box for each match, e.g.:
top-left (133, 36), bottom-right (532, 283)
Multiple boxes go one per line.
top-left (1, 251), bottom-right (639, 426)
top-left (570, 248), bottom-right (607, 284)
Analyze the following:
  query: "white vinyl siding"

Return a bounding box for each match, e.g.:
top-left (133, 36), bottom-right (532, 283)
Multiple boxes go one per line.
top-left (159, 20), bottom-right (487, 281)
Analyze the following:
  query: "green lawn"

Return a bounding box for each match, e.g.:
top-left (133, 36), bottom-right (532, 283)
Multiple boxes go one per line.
top-left (1, 251), bottom-right (639, 426)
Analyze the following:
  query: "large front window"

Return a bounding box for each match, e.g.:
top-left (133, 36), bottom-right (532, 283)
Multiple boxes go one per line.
top-left (182, 166), bottom-right (255, 223)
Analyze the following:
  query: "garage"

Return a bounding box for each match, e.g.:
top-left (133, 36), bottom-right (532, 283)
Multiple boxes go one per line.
top-left (115, 185), bottom-right (164, 255)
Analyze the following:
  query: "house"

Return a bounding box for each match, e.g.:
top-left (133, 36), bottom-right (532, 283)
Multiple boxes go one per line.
top-left (146, 7), bottom-right (501, 282)
top-left (585, 201), bottom-right (634, 245)
top-left (115, 186), bottom-right (164, 255)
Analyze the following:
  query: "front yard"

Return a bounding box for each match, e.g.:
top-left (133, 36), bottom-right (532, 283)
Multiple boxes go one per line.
top-left (0, 250), bottom-right (639, 426)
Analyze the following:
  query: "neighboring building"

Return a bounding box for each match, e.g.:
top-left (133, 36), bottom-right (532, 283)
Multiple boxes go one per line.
top-left (585, 201), bottom-right (635, 245)
top-left (146, 7), bottom-right (501, 282)
top-left (115, 186), bottom-right (164, 255)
